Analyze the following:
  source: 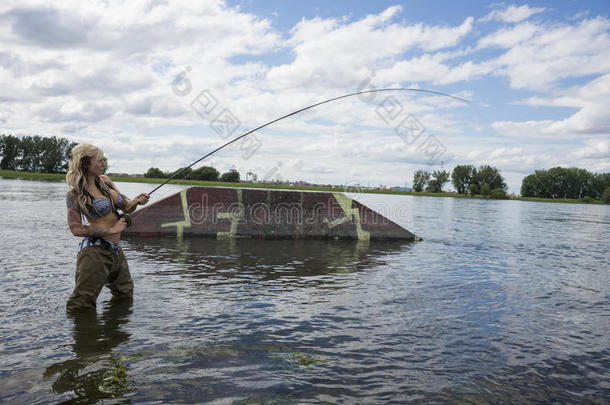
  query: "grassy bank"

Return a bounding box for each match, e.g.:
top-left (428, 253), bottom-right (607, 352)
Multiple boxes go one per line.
top-left (0, 170), bottom-right (66, 181)
top-left (1, 169), bottom-right (606, 205)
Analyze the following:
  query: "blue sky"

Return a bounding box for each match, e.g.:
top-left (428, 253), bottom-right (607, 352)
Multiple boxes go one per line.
top-left (1, 0), bottom-right (609, 193)
top-left (231, 0), bottom-right (607, 27)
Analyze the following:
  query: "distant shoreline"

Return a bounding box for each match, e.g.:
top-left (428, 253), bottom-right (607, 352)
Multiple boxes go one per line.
top-left (1, 170), bottom-right (606, 205)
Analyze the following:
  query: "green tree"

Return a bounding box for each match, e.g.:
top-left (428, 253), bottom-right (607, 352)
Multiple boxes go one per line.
top-left (0, 134), bottom-right (21, 170)
top-left (521, 173), bottom-right (547, 198)
top-left (568, 167), bottom-right (592, 199)
top-left (473, 165), bottom-right (506, 191)
top-left (520, 167), bottom-right (607, 199)
top-left (490, 188), bottom-right (507, 199)
top-left (426, 170), bottom-right (449, 193)
top-left (451, 165), bottom-right (475, 194)
top-left (2, 135), bottom-right (73, 173)
top-left (167, 167), bottom-right (192, 179)
top-left (220, 170), bottom-right (240, 182)
top-left (591, 173), bottom-right (610, 199)
top-left (40, 136), bottom-right (70, 173)
top-left (145, 167), bottom-right (165, 178)
top-left (191, 166), bottom-right (219, 181)
top-left (542, 167), bottom-right (562, 198)
top-left (62, 141), bottom-right (78, 173)
top-left (468, 183), bottom-right (479, 195)
top-left (17, 136), bottom-right (40, 172)
top-left (480, 183), bottom-right (491, 196)
top-left (18, 135), bottom-right (60, 172)
top-left (601, 187), bottom-right (610, 204)
top-left (412, 170), bottom-right (430, 192)
top-left (546, 167), bottom-right (592, 199)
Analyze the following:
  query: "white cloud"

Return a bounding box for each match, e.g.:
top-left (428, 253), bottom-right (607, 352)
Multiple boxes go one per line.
top-left (492, 119), bottom-right (558, 138)
top-left (0, 1), bottom-right (608, 189)
top-left (0, 0), bottom-right (281, 136)
top-left (476, 22), bottom-right (538, 48)
top-left (379, 53), bottom-right (493, 85)
top-left (494, 73), bottom-right (610, 139)
top-left (484, 17), bottom-right (610, 91)
top-left (265, 8), bottom-right (473, 90)
top-left (481, 4), bottom-right (546, 23)
top-left (575, 139), bottom-right (610, 159)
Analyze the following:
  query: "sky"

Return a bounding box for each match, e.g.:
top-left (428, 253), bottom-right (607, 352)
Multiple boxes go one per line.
top-left (1, 0), bottom-right (609, 193)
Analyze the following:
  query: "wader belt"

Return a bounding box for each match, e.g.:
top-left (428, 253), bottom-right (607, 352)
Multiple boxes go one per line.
top-left (79, 237), bottom-right (121, 257)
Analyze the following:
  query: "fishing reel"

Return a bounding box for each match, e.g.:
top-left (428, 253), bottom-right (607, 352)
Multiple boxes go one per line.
top-left (119, 212), bottom-right (132, 227)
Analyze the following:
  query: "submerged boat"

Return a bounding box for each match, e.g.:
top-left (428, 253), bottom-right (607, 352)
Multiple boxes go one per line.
top-left (123, 186), bottom-right (420, 241)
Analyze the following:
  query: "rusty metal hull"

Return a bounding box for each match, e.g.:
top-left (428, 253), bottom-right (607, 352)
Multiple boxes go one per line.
top-left (124, 187), bottom-right (420, 241)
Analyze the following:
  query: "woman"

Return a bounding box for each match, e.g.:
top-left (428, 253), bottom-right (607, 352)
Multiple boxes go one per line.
top-left (66, 144), bottom-right (149, 310)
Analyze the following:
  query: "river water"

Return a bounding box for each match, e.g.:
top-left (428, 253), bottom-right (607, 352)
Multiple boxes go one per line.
top-left (0, 177), bottom-right (608, 404)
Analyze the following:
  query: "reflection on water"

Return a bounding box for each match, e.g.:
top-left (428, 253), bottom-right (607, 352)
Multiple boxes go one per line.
top-left (126, 236), bottom-right (408, 280)
top-left (43, 299), bottom-right (133, 401)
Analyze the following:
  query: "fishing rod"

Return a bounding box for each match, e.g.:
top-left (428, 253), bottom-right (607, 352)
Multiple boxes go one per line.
top-left (148, 87), bottom-right (469, 195)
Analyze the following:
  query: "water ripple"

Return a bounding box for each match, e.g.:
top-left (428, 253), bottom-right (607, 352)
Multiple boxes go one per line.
top-left (0, 179), bottom-right (608, 403)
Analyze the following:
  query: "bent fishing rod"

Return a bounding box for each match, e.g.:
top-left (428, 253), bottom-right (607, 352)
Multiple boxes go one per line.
top-left (148, 87), bottom-right (469, 196)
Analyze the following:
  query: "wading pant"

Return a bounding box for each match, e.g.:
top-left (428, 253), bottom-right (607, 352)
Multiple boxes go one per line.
top-left (67, 245), bottom-right (133, 311)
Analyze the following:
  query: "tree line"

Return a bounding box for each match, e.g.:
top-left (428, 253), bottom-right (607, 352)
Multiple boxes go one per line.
top-left (413, 164), bottom-right (609, 202)
top-left (0, 134), bottom-right (241, 183)
top-left (2, 134), bottom-right (606, 196)
top-left (521, 167), bottom-right (610, 201)
top-left (413, 165), bottom-right (508, 199)
top-left (145, 166), bottom-right (240, 182)
top-left (0, 134), bottom-right (76, 173)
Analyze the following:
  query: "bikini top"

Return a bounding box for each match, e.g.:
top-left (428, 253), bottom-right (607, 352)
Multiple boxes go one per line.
top-left (90, 193), bottom-right (124, 218)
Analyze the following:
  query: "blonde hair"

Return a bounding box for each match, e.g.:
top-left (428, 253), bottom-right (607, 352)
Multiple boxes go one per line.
top-left (66, 144), bottom-right (114, 219)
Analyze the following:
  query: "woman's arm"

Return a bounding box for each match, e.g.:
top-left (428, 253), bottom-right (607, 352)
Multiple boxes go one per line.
top-left (66, 190), bottom-right (125, 237)
top-left (100, 174), bottom-right (149, 213)
top-left (122, 193), bottom-right (150, 213)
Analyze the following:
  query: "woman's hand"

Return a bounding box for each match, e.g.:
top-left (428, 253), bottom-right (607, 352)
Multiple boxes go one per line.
top-left (134, 193), bottom-right (150, 206)
top-left (123, 193), bottom-right (150, 214)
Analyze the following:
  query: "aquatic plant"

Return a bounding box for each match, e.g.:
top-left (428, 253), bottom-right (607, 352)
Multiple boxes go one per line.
top-left (97, 356), bottom-right (138, 396)
top-left (290, 351), bottom-right (326, 366)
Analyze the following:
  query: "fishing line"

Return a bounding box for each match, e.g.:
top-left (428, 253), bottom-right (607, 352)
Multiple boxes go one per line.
top-left (149, 88), bottom-right (470, 195)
